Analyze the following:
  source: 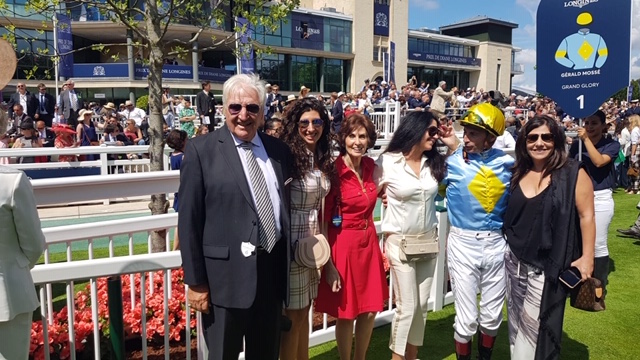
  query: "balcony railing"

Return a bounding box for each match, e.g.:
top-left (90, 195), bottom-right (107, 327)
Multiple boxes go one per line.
top-left (511, 62), bottom-right (525, 74)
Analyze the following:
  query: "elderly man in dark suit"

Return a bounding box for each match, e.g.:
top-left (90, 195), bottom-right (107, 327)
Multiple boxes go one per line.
top-left (179, 73), bottom-right (292, 360)
top-left (34, 83), bottom-right (56, 127)
top-left (57, 79), bottom-right (83, 128)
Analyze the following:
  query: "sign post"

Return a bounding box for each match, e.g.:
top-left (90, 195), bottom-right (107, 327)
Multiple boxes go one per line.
top-left (537, 0), bottom-right (631, 119)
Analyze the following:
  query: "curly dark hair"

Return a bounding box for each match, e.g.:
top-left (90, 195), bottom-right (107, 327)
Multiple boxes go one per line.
top-left (384, 111), bottom-right (447, 182)
top-left (280, 98), bottom-right (334, 180)
top-left (511, 115), bottom-right (567, 191)
top-left (338, 113), bottom-right (377, 155)
top-left (166, 129), bottom-right (188, 151)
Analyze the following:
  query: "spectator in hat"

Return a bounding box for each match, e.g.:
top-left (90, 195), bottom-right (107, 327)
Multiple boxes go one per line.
top-left (100, 102), bottom-right (117, 123)
top-left (431, 81), bottom-right (457, 119)
top-left (76, 109), bottom-right (99, 160)
top-left (53, 124), bottom-right (78, 162)
top-left (299, 85), bottom-right (310, 99)
top-left (119, 100), bottom-right (146, 126)
top-left (12, 120), bottom-right (43, 164)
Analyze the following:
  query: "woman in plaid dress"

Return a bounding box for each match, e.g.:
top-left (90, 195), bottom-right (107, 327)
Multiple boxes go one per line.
top-left (279, 98), bottom-right (334, 360)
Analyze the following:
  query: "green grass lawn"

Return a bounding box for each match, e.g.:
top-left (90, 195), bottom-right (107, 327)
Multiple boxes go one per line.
top-left (310, 190), bottom-right (640, 360)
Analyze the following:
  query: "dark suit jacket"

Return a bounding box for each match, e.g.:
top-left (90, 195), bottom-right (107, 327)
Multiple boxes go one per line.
top-left (331, 100), bottom-right (344, 133)
top-left (36, 128), bottom-right (56, 147)
top-left (178, 126), bottom-right (292, 309)
top-left (35, 93), bottom-right (56, 119)
top-left (7, 92), bottom-right (38, 119)
top-left (57, 90), bottom-right (84, 120)
top-left (195, 91), bottom-right (217, 119)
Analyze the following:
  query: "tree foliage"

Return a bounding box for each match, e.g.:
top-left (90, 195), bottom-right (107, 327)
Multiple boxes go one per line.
top-left (0, 0), bottom-right (299, 251)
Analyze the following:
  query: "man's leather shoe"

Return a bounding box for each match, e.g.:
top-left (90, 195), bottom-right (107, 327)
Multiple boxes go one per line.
top-left (617, 228), bottom-right (640, 238)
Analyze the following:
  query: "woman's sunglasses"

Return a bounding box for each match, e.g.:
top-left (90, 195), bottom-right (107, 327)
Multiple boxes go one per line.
top-left (526, 133), bottom-right (554, 143)
top-left (228, 103), bottom-right (260, 115)
top-left (298, 118), bottom-right (324, 128)
top-left (427, 126), bottom-right (441, 137)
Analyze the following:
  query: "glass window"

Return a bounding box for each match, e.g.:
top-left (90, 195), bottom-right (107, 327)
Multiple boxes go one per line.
top-left (324, 59), bottom-right (343, 93)
top-left (291, 55), bottom-right (318, 92)
top-left (256, 54), bottom-right (287, 89)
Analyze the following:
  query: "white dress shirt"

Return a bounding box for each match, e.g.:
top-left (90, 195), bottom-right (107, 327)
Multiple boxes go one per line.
top-left (230, 130), bottom-right (282, 239)
top-left (120, 108), bottom-right (147, 126)
top-left (374, 152), bottom-right (439, 235)
top-left (19, 93), bottom-right (27, 114)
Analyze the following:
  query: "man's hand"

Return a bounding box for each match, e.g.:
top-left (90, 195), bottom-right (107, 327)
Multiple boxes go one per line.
top-left (188, 284), bottom-right (210, 314)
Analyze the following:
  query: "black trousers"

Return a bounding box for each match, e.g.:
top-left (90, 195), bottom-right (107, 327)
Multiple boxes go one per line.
top-left (202, 244), bottom-right (283, 360)
top-left (593, 255), bottom-right (609, 296)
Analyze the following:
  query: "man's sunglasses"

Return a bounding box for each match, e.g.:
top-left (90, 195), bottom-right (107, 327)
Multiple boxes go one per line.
top-left (526, 133), bottom-right (554, 143)
top-left (228, 103), bottom-right (260, 115)
top-left (298, 119), bottom-right (323, 128)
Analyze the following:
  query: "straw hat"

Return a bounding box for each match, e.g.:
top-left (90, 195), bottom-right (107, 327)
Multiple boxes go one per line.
top-left (286, 94), bottom-right (297, 104)
top-left (78, 109), bottom-right (94, 117)
top-left (0, 39), bottom-right (17, 90)
top-left (103, 102), bottom-right (115, 110)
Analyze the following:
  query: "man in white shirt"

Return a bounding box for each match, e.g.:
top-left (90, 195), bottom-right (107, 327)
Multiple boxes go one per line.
top-left (119, 100), bottom-right (147, 126)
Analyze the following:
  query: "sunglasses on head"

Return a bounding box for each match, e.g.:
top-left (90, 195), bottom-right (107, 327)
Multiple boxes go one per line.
top-left (427, 126), bottom-right (441, 137)
top-left (526, 133), bottom-right (554, 143)
top-left (228, 103), bottom-right (260, 115)
top-left (298, 118), bottom-right (323, 128)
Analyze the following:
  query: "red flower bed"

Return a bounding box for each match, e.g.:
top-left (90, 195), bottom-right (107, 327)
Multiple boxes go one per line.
top-left (30, 269), bottom-right (195, 360)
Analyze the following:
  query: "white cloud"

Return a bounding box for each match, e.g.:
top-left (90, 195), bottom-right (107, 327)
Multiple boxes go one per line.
top-left (515, 0), bottom-right (540, 21)
top-left (409, 0), bottom-right (439, 11)
top-left (515, 48), bottom-right (536, 66)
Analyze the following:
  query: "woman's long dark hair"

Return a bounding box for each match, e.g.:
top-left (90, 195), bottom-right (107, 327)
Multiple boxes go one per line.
top-left (511, 115), bottom-right (567, 191)
top-left (384, 111), bottom-right (446, 182)
top-left (281, 98), bottom-right (334, 180)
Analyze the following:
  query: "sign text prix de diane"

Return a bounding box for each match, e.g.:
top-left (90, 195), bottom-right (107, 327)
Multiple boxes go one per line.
top-left (537, 0), bottom-right (631, 119)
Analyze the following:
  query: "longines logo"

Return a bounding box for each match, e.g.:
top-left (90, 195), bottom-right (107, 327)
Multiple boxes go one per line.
top-left (92, 66), bottom-right (106, 76)
top-left (564, 0), bottom-right (598, 8)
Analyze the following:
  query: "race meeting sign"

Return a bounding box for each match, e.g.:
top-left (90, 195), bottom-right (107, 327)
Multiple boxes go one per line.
top-left (537, 0), bottom-right (631, 118)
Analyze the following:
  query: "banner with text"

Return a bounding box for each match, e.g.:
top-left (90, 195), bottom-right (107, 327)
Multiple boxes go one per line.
top-left (537, 0), bottom-right (631, 118)
top-left (291, 13), bottom-right (324, 51)
top-left (374, 2), bottom-right (390, 37)
top-left (56, 13), bottom-right (74, 78)
top-left (236, 17), bottom-right (255, 74)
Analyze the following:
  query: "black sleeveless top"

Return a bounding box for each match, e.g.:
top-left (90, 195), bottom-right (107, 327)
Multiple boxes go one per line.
top-left (504, 184), bottom-right (550, 269)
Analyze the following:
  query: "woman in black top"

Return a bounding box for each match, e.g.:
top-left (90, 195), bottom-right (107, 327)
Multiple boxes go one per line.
top-left (503, 115), bottom-right (595, 360)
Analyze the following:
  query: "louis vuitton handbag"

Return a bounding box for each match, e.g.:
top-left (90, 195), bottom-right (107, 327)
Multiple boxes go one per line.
top-left (570, 277), bottom-right (605, 312)
top-left (294, 177), bottom-right (331, 269)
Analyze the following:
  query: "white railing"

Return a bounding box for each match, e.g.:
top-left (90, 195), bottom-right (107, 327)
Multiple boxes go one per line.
top-left (29, 169), bottom-right (455, 360)
top-left (369, 102), bottom-right (401, 140)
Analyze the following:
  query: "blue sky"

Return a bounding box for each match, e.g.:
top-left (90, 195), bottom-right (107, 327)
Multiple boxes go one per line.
top-left (407, 0), bottom-right (640, 91)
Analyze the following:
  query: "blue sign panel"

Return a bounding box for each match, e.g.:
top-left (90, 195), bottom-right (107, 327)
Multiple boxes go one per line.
top-left (73, 63), bottom-right (129, 78)
top-left (374, 2), bottom-right (390, 37)
top-left (390, 41), bottom-right (396, 84)
top-left (236, 17), bottom-right (255, 74)
top-left (537, 0), bottom-right (631, 118)
top-left (291, 13), bottom-right (324, 51)
top-left (408, 52), bottom-right (481, 67)
top-left (133, 65), bottom-right (233, 82)
top-left (383, 52), bottom-right (389, 82)
top-left (56, 13), bottom-right (73, 78)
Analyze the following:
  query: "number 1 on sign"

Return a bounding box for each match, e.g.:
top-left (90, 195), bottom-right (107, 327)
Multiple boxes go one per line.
top-left (577, 95), bottom-right (584, 109)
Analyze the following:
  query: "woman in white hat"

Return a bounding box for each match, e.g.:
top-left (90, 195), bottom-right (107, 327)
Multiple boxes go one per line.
top-left (76, 109), bottom-right (99, 160)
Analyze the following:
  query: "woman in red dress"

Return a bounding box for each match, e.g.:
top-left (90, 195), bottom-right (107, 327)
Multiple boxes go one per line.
top-left (316, 114), bottom-right (388, 360)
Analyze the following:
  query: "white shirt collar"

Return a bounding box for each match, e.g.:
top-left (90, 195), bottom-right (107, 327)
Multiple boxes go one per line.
top-left (230, 128), bottom-right (263, 149)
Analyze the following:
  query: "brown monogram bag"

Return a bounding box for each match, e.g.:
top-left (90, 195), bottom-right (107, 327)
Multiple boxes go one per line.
top-left (570, 278), bottom-right (605, 312)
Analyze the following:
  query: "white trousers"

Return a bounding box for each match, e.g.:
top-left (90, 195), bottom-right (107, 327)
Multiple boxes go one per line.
top-left (447, 227), bottom-right (507, 342)
top-left (594, 189), bottom-right (613, 258)
top-left (0, 312), bottom-right (32, 360)
top-left (386, 237), bottom-right (437, 355)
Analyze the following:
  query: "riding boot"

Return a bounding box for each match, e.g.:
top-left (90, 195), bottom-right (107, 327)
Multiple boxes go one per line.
top-left (477, 332), bottom-right (496, 360)
top-left (455, 339), bottom-right (472, 360)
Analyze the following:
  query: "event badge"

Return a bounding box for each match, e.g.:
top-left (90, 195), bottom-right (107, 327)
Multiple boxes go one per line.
top-left (241, 242), bottom-right (255, 257)
top-left (332, 215), bottom-right (342, 228)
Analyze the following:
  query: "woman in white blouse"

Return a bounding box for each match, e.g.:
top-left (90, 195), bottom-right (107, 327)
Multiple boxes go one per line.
top-left (374, 111), bottom-right (454, 360)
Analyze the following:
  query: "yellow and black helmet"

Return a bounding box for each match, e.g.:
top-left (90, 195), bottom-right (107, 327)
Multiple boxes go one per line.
top-left (460, 103), bottom-right (505, 137)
